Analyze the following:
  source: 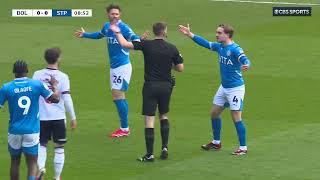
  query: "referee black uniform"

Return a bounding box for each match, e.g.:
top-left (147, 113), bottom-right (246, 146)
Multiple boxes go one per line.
top-left (133, 25), bottom-right (184, 162)
top-left (133, 39), bottom-right (183, 116)
top-left (111, 21), bottom-right (184, 162)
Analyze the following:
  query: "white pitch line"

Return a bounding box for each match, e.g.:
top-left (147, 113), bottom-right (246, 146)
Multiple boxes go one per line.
top-left (210, 0), bottom-right (320, 6)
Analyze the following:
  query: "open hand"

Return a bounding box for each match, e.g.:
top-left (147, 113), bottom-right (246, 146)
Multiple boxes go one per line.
top-left (48, 75), bottom-right (58, 87)
top-left (75, 27), bottom-right (85, 38)
top-left (109, 24), bottom-right (121, 33)
top-left (71, 120), bottom-right (77, 130)
top-left (178, 24), bottom-right (193, 38)
top-left (242, 65), bottom-right (249, 71)
top-left (141, 30), bottom-right (150, 40)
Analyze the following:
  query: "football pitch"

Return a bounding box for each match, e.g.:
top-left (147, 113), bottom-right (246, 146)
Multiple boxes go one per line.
top-left (0, 0), bottom-right (320, 179)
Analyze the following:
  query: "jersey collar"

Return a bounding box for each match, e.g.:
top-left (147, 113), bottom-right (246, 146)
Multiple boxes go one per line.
top-left (14, 77), bottom-right (28, 81)
top-left (222, 41), bottom-right (235, 48)
top-left (46, 67), bottom-right (58, 70)
top-left (115, 19), bottom-right (122, 25)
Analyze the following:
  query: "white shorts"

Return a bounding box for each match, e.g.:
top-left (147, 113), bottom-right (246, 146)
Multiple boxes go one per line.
top-left (8, 133), bottom-right (39, 155)
top-left (110, 63), bottom-right (132, 91)
top-left (213, 85), bottom-right (245, 111)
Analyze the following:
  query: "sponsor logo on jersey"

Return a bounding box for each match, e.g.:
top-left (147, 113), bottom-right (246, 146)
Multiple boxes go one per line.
top-left (106, 37), bottom-right (119, 44)
top-left (219, 56), bottom-right (233, 65)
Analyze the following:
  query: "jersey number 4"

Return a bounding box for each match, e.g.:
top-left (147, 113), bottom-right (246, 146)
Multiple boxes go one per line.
top-left (233, 96), bottom-right (239, 103)
top-left (18, 96), bottom-right (31, 115)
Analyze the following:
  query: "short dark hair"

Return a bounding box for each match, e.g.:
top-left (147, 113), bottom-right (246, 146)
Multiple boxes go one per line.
top-left (44, 47), bottom-right (61, 64)
top-left (13, 60), bottom-right (28, 76)
top-left (218, 24), bottom-right (234, 38)
top-left (153, 22), bottom-right (167, 36)
top-left (106, 4), bottom-right (121, 13)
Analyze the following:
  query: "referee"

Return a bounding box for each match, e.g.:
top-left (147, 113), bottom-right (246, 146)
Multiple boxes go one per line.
top-left (110, 22), bottom-right (184, 162)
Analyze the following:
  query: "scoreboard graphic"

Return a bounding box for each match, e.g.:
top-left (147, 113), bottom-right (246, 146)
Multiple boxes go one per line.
top-left (12, 9), bottom-right (92, 17)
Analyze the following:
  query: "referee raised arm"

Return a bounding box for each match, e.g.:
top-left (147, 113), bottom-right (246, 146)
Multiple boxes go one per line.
top-left (110, 22), bottom-right (184, 162)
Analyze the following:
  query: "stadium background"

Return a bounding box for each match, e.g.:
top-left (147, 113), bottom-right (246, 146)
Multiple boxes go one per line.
top-left (0, 0), bottom-right (319, 179)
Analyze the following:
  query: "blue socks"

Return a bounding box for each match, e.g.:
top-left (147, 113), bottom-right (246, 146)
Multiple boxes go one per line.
top-left (28, 176), bottom-right (36, 180)
top-left (114, 99), bottom-right (129, 129)
top-left (211, 117), bottom-right (222, 142)
top-left (211, 117), bottom-right (247, 148)
top-left (234, 120), bottom-right (246, 146)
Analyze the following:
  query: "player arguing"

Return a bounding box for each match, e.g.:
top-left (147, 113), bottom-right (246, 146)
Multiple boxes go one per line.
top-left (179, 23), bottom-right (251, 155)
top-left (33, 48), bottom-right (77, 180)
top-left (0, 60), bottom-right (59, 180)
top-left (75, 4), bottom-right (140, 138)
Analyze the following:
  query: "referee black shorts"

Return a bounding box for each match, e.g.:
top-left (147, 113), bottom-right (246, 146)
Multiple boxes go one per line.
top-left (142, 81), bottom-right (173, 116)
top-left (40, 119), bottom-right (67, 145)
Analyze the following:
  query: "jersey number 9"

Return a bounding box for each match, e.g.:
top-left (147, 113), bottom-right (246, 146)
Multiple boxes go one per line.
top-left (18, 96), bottom-right (31, 115)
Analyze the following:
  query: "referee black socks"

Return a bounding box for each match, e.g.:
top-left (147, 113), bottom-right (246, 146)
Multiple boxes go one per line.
top-left (145, 128), bottom-right (154, 156)
top-left (160, 119), bottom-right (169, 149)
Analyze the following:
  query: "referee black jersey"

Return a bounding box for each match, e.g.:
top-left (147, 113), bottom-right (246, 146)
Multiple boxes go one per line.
top-left (132, 39), bottom-right (183, 82)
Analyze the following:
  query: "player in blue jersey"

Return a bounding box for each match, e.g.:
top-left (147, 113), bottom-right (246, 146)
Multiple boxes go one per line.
top-left (0, 60), bottom-right (60, 180)
top-left (179, 24), bottom-right (251, 155)
top-left (74, 4), bottom-right (140, 138)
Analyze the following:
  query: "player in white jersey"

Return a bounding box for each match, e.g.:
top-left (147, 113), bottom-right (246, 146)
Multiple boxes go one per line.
top-left (32, 48), bottom-right (77, 180)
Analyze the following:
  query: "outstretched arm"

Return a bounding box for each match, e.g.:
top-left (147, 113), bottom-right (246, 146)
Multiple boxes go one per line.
top-left (74, 27), bottom-right (104, 39)
top-left (178, 24), bottom-right (215, 50)
top-left (109, 24), bottom-right (134, 49)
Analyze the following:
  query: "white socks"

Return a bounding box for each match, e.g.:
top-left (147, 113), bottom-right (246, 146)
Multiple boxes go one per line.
top-left (239, 146), bottom-right (248, 151)
top-left (212, 140), bottom-right (221, 144)
top-left (38, 145), bottom-right (47, 171)
top-left (54, 147), bottom-right (65, 179)
top-left (120, 127), bottom-right (129, 131)
top-left (38, 145), bottom-right (65, 179)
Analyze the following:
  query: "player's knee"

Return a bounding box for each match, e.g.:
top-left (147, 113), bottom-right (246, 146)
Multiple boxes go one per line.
top-left (231, 110), bottom-right (242, 122)
top-left (210, 110), bottom-right (220, 119)
top-left (40, 143), bottom-right (47, 147)
top-left (112, 90), bottom-right (125, 100)
top-left (145, 116), bottom-right (155, 128)
top-left (10, 155), bottom-right (21, 164)
top-left (25, 154), bottom-right (38, 165)
top-left (159, 114), bottom-right (168, 120)
top-left (54, 143), bottom-right (65, 148)
top-left (211, 105), bottom-right (224, 118)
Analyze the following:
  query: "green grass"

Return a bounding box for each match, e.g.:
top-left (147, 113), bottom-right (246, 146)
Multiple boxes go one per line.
top-left (0, 0), bottom-right (319, 179)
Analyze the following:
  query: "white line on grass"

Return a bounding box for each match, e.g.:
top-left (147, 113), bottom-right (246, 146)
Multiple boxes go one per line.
top-left (210, 0), bottom-right (320, 6)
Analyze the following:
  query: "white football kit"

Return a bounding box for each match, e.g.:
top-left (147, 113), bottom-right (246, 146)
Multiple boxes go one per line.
top-left (33, 68), bottom-right (76, 121)
top-left (213, 85), bottom-right (245, 111)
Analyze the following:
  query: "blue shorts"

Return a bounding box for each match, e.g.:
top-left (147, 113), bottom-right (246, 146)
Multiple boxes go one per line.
top-left (8, 133), bottom-right (39, 156)
top-left (8, 144), bottom-right (38, 156)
